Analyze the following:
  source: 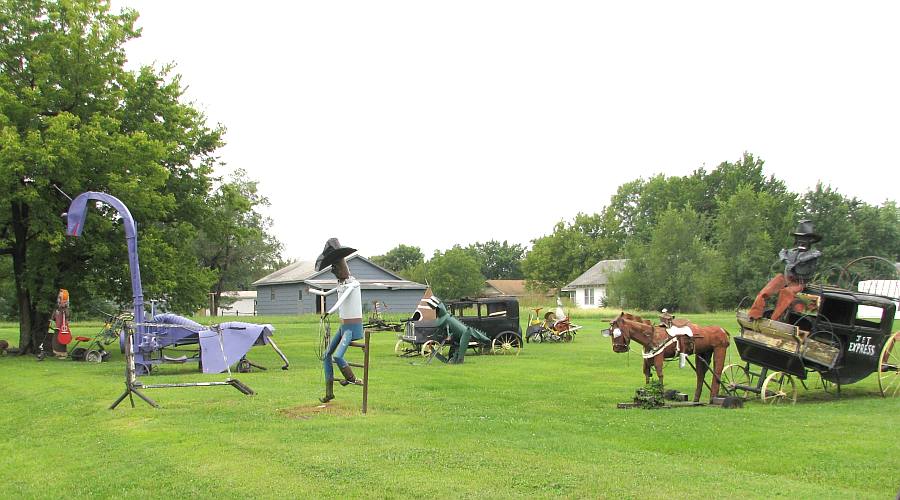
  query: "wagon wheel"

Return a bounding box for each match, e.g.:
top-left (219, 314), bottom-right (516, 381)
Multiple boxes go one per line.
top-left (420, 340), bottom-right (446, 358)
top-left (491, 331), bottom-right (521, 356)
top-left (877, 332), bottom-right (900, 397)
top-left (85, 349), bottom-right (103, 363)
top-left (761, 371), bottom-right (797, 404)
top-left (719, 363), bottom-right (751, 398)
top-left (394, 339), bottom-right (408, 356)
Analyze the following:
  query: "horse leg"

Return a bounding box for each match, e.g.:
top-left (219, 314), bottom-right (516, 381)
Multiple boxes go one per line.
top-left (643, 358), bottom-right (651, 384)
top-left (710, 346), bottom-right (727, 400)
top-left (654, 355), bottom-right (664, 388)
top-left (693, 351), bottom-right (710, 402)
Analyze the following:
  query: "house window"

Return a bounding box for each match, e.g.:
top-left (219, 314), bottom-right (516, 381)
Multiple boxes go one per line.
top-left (270, 289), bottom-right (275, 301)
top-left (298, 289), bottom-right (303, 301)
top-left (584, 288), bottom-right (594, 306)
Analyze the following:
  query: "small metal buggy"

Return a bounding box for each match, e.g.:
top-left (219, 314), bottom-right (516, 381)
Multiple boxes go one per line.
top-left (525, 307), bottom-right (582, 343)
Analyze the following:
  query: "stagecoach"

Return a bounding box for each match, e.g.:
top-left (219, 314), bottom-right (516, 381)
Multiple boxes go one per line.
top-left (725, 263), bottom-right (899, 404)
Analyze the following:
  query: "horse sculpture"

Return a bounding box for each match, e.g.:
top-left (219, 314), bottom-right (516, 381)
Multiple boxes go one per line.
top-left (607, 312), bottom-right (730, 402)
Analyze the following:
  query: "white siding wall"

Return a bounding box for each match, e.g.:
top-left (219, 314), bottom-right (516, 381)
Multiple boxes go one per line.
top-left (574, 286), bottom-right (608, 309)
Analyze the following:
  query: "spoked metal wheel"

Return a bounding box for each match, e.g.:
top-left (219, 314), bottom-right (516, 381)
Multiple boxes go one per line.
top-left (719, 363), bottom-right (751, 399)
top-left (491, 331), bottom-right (521, 356)
top-left (878, 332), bottom-right (900, 397)
top-left (420, 340), bottom-right (445, 358)
top-left (761, 371), bottom-right (797, 404)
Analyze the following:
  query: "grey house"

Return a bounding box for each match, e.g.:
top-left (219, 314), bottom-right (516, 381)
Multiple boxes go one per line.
top-left (252, 254), bottom-right (428, 316)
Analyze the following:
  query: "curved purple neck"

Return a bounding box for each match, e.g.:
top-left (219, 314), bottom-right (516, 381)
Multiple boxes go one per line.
top-left (65, 192), bottom-right (144, 331)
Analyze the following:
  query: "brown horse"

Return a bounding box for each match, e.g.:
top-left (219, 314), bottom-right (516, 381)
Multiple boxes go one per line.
top-left (607, 312), bottom-right (730, 402)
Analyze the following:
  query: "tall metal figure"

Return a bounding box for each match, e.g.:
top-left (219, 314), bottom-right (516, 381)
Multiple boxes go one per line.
top-left (748, 220), bottom-right (822, 321)
top-left (310, 238), bottom-right (364, 403)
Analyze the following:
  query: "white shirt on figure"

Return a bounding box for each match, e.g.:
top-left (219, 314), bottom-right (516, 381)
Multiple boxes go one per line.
top-left (310, 277), bottom-right (362, 319)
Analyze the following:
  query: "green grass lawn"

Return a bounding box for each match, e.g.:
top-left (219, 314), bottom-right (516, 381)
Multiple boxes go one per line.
top-left (0, 312), bottom-right (897, 499)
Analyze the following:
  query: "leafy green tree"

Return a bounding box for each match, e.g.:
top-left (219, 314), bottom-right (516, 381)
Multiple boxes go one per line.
top-left (0, 1), bottom-right (223, 352)
top-left (464, 240), bottom-right (525, 279)
top-left (800, 183), bottom-right (900, 280)
top-left (198, 169), bottom-right (283, 315)
top-left (713, 186), bottom-right (781, 307)
top-left (599, 153), bottom-right (796, 248)
top-left (425, 247), bottom-right (484, 300)
top-left (370, 244), bottom-right (424, 273)
top-left (608, 207), bottom-right (722, 312)
top-left (522, 213), bottom-right (615, 291)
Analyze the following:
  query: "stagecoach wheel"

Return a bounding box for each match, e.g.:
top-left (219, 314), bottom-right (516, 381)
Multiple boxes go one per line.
top-left (491, 332), bottom-right (521, 356)
top-left (761, 371), bottom-right (797, 405)
top-left (719, 363), bottom-right (751, 398)
top-left (394, 339), bottom-right (407, 356)
top-left (877, 333), bottom-right (900, 397)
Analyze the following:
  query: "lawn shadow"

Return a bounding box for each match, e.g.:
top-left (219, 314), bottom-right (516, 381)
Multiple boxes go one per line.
top-left (278, 401), bottom-right (362, 419)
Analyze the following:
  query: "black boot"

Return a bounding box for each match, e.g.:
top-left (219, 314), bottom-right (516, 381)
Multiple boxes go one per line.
top-left (320, 379), bottom-right (334, 403)
top-left (339, 365), bottom-right (363, 386)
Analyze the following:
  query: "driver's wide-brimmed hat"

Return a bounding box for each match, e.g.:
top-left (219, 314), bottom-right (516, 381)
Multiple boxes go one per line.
top-left (792, 220), bottom-right (822, 243)
top-left (315, 238), bottom-right (357, 271)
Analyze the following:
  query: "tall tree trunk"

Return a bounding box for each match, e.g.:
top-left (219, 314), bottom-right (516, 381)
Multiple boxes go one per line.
top-left (11, 200), bottom-right (48, 354)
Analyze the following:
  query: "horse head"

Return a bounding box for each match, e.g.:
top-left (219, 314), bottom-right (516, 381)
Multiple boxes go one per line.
top-left (606, 312), bottom-right (658, 353)
top-left (606, 313), bottom-right (631, 353)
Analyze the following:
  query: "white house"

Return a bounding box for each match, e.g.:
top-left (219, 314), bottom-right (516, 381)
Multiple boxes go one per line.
top-left (562, 259), bottom-right (627, 308)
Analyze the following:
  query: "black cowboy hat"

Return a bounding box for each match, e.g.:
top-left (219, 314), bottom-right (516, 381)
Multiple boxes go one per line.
top-left (315, 237), bottom-right (357, 271)
top-left (792, 220), bottom-right (822, 243)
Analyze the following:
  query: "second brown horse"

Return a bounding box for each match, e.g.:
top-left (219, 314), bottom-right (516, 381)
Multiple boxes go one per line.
top-left (608, 312), bottom-right (730, 402)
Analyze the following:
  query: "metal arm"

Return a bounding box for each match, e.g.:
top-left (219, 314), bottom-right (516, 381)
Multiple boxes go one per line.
top-left (65, 192), bottom-right (147, 371)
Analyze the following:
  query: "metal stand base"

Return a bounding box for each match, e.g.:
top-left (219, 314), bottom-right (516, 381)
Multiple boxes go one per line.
top-left (110, 382), bottom-right (159, 409)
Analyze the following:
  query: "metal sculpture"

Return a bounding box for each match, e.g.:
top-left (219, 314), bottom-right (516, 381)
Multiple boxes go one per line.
top-left (748, 220), bottom-right (822, 321)
top-left (64, 192), bottom-right (288, 376)
top-left (422, 296), bottom-right (491, 364)
top-left (310, 238), bottom-right (364, 403)
top-left (606, 312), bottom-right (731, 402)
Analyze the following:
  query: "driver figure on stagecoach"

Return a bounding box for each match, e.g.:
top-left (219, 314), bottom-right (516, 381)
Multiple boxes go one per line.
top-left (748, 220), bottom-right (822, 322)
top-left (310, 238), bottom-right (364, 403)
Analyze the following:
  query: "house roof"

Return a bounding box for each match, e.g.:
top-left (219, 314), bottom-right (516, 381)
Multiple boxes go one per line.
top-left (252, 254), bottom-right (424, 290)
top-left (564, 259), bottom-right (627, 289)
top-left (221, 291), bottom-right (257, 299)
top-left (484, 279), bottom-right (527, 296)
top-left (305, 279), bottom-right (426, 291)
top-left (252, 260), bottom-right (318, 286)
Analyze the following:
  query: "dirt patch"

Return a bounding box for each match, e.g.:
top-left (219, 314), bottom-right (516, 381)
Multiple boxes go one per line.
top-left (278, 402), bottom-right (361, 419)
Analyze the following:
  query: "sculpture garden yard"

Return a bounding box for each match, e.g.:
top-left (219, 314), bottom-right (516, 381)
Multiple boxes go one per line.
top-left (0, 312), bottom-right (897, 498)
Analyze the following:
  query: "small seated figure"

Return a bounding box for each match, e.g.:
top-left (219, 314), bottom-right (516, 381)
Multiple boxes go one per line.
top-left (659, 309), bottom-right (674, 329)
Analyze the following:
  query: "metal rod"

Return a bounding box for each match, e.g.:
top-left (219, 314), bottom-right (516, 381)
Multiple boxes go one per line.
top-left (362, 329), bottom-right (370, 414)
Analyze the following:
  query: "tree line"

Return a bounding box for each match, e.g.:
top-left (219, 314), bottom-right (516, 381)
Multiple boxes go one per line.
top-left (0, 1), bottom-right (283, 351)
top-left (374, 154), bottom-right (899, 310)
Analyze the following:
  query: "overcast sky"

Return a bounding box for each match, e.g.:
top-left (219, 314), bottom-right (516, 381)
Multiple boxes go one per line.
top-left (110, 1), bottom-right (900, 262)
